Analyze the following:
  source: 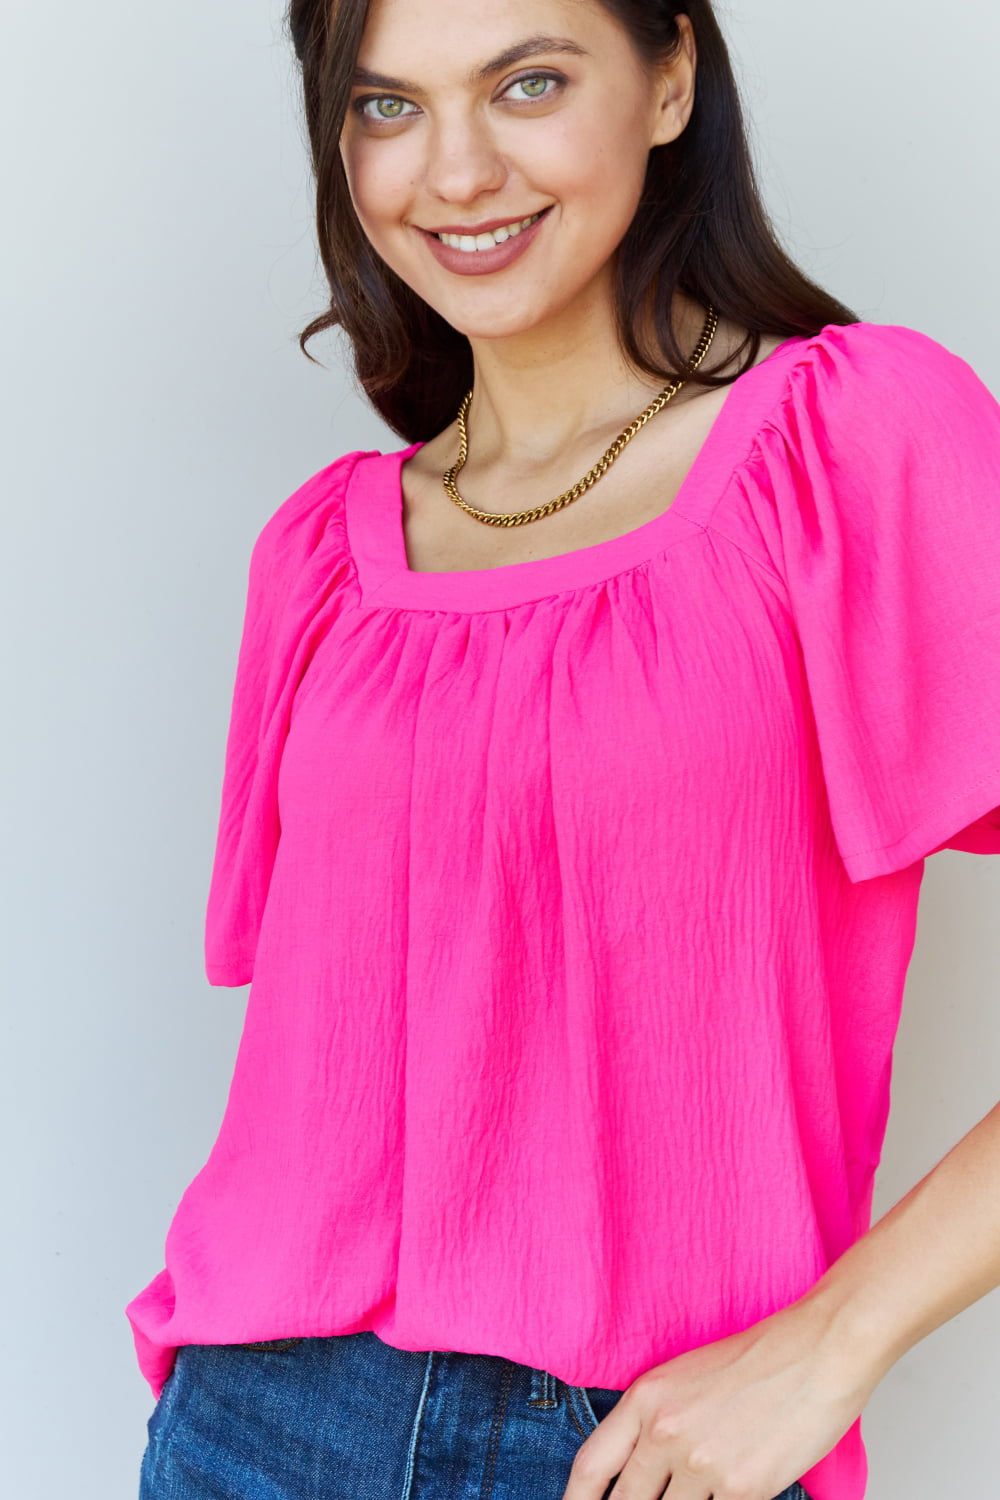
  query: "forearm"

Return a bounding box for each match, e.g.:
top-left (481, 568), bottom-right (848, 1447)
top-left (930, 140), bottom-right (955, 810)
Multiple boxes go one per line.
top-left (802, 1095), bottom-right (1000, 1381)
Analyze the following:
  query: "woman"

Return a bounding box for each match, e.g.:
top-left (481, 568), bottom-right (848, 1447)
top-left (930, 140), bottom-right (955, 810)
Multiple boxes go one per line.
top-left (127, 2), bottom-right (1000, 1499)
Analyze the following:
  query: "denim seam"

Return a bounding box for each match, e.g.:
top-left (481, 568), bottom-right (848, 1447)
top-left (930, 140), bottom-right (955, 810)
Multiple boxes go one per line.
top-left (399, 1350), bottom-right (437, 1500)
top-left (561, 1381), bottom-right (591, 1440)
top-left (479, 1361), bottom-right (516, 1500)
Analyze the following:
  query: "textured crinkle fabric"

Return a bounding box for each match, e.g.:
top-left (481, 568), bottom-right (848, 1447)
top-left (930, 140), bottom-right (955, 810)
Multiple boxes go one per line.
top-left (126, 322), bottom-right (1000, 1500)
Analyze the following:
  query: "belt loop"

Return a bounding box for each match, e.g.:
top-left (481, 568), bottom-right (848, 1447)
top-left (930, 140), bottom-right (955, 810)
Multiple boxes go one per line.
top-left (527, 1367), bottom-right (557, 1406)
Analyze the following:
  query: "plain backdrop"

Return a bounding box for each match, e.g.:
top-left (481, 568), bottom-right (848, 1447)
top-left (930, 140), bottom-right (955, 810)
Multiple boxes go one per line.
top-left (2, 2), bottom-right (998, 1496)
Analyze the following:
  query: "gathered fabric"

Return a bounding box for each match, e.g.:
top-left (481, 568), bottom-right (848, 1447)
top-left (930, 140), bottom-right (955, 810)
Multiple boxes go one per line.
top-left (127, 322), bottom-right (1000, 1500)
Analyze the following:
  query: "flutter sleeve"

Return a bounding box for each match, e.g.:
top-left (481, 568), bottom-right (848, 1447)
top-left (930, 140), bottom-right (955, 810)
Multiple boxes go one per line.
top-left (748, 321), bottom-right (1000, 882)
top-left (203, 449), bottom-right (371, 983)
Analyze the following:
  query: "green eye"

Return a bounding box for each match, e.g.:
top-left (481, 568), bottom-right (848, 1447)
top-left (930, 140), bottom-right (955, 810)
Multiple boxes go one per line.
top-left (353, 95), bottom-right (415, 122)
top-left (509, 74), bottom-right (563, 101)
top-left (351, 70), bottom-right (564, 125)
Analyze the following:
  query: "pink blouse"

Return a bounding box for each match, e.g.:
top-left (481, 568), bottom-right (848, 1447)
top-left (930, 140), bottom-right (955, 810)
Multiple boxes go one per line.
top-left (126, 322), bottom-right (1000, 1500)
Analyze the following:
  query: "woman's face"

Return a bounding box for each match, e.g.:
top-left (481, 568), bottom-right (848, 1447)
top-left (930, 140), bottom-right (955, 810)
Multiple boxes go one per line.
top-left (339, 0), bottom-right (695, 345)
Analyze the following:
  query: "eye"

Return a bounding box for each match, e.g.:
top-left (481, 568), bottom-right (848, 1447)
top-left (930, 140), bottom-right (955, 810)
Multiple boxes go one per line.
top-left (504, 72), bottom-right (564, 103)
top-left (351, 70), bottom-right (566, 125)
top-left (352, 94), bottom-right (419, 123)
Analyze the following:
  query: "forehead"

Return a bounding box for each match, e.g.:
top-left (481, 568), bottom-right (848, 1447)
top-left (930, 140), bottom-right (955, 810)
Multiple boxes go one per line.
top-left (353, 0), bottom-right (624, 88)
top-left (352, 35), bottom-right (589, 94)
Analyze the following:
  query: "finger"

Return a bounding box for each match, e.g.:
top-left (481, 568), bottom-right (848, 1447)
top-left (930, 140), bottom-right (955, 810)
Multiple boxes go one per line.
top-left (560, 1409), bottom-right (638, 1500)
top-left (596, 1438), bottom-right (676, 1500)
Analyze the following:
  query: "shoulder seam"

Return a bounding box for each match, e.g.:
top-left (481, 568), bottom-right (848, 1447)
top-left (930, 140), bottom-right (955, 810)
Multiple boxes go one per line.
top-left (697, 333), bottom-right (828, 539)
top-left (700, 516), bottom-right (785, 589)
top-left (253, 448), bottom-right (373, 561)
top-left (694, 323), bottom-right (876, 577)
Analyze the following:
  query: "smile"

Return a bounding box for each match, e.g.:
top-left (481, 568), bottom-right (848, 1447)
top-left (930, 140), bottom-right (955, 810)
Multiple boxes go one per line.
top-left (420, 205), bottom-right (553, 277)
top-left (434, 211), bottom-right (545, 253)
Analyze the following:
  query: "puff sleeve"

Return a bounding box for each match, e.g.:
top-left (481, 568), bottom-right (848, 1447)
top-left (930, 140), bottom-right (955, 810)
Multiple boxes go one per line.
top-left (203, 450), bottom-right (371, 984)
top-left (749, 322), bottom-right (1000, 882)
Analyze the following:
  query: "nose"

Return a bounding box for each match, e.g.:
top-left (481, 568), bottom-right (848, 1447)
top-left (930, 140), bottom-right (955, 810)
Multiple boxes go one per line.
top-left (422, 109), bottom-right (508, 211)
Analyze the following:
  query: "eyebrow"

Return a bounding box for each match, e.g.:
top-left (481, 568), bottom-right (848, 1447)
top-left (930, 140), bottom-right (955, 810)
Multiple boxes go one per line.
top-left (350, 34), bottom-right (589, 94)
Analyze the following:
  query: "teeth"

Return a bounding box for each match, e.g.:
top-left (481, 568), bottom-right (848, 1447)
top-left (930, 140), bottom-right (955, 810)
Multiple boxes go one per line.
top-left (436, 211), bottom-right (544, 252)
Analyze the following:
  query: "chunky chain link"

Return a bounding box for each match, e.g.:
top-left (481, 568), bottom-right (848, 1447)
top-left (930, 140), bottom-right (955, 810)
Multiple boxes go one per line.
top-left (441, 304), bottom-right (719, 528)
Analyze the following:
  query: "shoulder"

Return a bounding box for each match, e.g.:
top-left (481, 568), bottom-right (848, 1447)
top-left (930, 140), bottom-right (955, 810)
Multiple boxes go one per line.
top-left (768, 320), bottom-right (997, 433)
top-left (743, 322), bottom-right (1000, 501)
top-left (797, 318), bottom-right (965, 367)
top-left (720, 321), bottom-right (1000, 579)
top-left (250, 448), bottom-right (378, 578)
top-left (234, 447), bottom-right (381, 626)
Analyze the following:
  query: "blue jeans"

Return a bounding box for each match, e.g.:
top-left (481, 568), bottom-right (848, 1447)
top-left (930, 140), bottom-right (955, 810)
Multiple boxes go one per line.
top-left (139, 1330), bottom-right (812, 1500)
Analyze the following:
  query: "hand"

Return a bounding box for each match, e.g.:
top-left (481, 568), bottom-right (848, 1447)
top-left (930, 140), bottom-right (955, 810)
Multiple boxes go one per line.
top-left (559, 1296), bottom-right (881, 1500)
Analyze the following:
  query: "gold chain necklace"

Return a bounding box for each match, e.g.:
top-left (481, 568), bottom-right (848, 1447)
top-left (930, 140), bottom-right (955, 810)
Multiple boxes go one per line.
top-left (441, 304), bottom-right (719, 528)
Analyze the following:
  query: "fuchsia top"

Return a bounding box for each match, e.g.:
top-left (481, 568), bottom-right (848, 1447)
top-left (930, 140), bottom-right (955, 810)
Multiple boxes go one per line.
top-left (126, 322), bottom-right (1000, 1500)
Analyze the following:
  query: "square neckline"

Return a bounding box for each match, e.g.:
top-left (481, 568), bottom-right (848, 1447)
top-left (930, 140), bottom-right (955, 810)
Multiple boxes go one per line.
top-left (346, 332), bottom-right (811, 613)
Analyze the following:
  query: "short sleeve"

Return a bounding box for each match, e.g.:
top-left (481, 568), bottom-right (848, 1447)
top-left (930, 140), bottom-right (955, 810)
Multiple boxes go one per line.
top-left (203, 450), bottom-right (371, 984)
top-left (748, 322), bottom-right (1000, 882)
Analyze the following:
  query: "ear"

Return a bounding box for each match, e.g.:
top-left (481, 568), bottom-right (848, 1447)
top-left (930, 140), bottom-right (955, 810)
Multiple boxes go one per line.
top-left (649, 12), bottom-right (697, 149)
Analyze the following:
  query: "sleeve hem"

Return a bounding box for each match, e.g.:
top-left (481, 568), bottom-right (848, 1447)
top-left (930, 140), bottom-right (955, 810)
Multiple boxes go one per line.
top-left (205, 960), bottom-right (253, 987)
top-left (840, 773), bottom-right (1000, 881)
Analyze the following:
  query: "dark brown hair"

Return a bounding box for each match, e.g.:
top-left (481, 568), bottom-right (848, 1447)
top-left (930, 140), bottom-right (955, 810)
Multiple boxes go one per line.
top-left (285, 0), bottom-right (860, 444)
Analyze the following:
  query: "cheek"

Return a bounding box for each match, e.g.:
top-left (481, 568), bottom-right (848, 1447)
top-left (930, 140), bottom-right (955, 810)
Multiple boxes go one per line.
top-left (341, 138), bottom-right (411, 237)
top-left (539, 114), bottom-right (650, 219)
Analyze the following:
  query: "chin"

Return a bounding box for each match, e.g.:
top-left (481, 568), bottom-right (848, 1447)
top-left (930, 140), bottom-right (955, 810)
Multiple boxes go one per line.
top-left (447, 310), bottom-right (551, 341)
top-left (434, 287), bottom-right (590, 343)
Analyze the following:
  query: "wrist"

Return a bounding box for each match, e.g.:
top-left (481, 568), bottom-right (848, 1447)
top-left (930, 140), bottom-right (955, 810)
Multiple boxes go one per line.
top-left (790, 1265), bottom-right (907, 1395)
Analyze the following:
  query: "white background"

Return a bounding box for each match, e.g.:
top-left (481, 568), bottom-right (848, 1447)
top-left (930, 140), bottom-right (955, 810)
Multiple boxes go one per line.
top-left (2, 2), bottom-right (998, 1495)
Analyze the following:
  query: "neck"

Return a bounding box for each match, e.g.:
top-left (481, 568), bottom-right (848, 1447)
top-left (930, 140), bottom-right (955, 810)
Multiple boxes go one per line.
top-left (458, 286), bottom-right (721, 474)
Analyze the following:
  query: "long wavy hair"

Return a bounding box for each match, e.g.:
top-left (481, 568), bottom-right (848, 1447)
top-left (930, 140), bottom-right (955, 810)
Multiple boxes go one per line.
top-left (284, 0), bottom-right (860, 443)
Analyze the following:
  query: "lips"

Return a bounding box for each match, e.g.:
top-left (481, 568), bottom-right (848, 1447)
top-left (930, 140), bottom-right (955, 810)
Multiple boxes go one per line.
top-left (434, 212), bottom-right (542, 250)
top-left (426, 207), bottom-right (551, 239)
top-left (419, 205), bottom-right (552, 277)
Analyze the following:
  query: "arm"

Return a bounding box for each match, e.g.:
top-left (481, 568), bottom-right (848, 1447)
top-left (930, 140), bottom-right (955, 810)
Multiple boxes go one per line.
top-left (807, 1092), bottom-right (1000, 1376)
